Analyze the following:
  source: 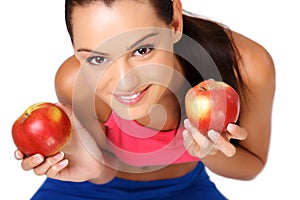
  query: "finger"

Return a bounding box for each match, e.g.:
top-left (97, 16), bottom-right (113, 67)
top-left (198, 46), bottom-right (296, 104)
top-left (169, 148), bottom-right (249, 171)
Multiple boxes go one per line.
top-left (183, 119), bottom-right (196, 133)
top-left (183, 130), bottom-right (198, 157)
top-left (21, 154), bottom-right (44, 171)
top-left (184, 119), bottom-right (204, 142)
top-left (33, 152), bottom-right (65, 176)
top-left (183, 130), bottom-right (193, 149)
top-left (209, 130), bottom-right (236, 157)
top-left (183, 130), bottom-right (197, 157)
top-left (46, 159), bottom-right (69, 179)
top-left (207, 130), bottom-right (221, 144)
top-left (183, 129), bottom-right (214, 159)
top-left (14, 150), bottom-right (25, 160)
top-left (184, 119), bottom-right (216, 155)
top-left (191, 133), bottom-right (214, 158)
top-left (226, 123), bottom-right (247, 140)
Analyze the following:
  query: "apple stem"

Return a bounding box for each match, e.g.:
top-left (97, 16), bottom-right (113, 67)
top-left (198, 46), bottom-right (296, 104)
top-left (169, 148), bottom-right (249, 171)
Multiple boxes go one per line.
top-left (200, 86), bottom-right (207, 91)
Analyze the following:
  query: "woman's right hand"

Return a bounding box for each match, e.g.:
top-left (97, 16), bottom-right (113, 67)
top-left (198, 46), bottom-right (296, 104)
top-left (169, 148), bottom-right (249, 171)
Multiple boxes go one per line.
top-left (14, 104), bottom-right (116, 183)
top-left (14, 150), bottom-right (70, 179)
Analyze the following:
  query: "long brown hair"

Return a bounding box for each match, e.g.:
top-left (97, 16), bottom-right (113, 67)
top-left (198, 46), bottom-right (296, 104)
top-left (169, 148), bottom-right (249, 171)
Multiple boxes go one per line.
top-left (65, 0), bottom-right (246, 109)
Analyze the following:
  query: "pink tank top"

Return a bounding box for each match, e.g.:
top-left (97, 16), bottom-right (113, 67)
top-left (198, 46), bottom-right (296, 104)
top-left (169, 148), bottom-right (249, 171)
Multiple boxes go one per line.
top-left (104, 111), bottom-right (199, 166)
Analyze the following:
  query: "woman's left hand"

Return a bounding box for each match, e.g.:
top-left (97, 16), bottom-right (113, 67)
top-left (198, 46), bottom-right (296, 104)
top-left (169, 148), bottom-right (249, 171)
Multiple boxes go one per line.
top-left (183, 119), bottom-right (247, 159)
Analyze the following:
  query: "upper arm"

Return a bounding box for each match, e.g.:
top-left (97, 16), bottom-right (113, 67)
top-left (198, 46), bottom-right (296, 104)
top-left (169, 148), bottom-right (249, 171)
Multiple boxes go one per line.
top-left (234, 32), bottom-right (276, 165)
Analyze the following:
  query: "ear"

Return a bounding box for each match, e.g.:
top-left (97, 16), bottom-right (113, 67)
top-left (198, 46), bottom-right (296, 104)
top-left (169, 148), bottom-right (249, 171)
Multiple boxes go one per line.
top-left (170, 0), bottom-right (183, 43)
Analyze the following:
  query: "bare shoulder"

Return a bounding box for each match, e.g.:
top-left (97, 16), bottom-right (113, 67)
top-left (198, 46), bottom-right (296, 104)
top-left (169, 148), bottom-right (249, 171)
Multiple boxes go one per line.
top-left (55, 55), bottom-right (80, 105)
top-left (230, 31), bottom-right (275, 86)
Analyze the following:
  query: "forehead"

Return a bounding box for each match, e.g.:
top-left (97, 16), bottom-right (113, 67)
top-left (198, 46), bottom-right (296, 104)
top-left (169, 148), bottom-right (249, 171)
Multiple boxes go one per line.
top-left (72, 1), bottom-right (169, 49)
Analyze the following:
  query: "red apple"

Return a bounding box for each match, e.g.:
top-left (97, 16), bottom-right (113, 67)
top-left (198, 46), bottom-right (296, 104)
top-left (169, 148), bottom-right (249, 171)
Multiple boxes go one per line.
top-left (185, 79), bottom-right (240, 134)
top-left (12, 102), bottom-right (72, 157)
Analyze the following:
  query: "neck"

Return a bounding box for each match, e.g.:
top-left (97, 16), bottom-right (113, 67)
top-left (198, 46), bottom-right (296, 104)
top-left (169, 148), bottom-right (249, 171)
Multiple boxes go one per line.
top-left (136, 56), bottom-right (186, 131)
top-left (136, 86), bottom-right (185, 131)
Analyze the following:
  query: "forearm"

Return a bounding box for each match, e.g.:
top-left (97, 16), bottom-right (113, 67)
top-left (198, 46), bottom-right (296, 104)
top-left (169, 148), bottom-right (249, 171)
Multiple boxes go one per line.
top-left (201, 144), bottom-right (265, 180)
top-left (88, 150), bottom-right (117, 184)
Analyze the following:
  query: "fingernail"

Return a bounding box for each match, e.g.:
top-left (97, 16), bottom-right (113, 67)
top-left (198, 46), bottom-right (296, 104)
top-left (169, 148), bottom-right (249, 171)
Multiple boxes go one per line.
top-left (184, 119), bottom-right (192, 129)
top-left (208, 130), bottom-right (220, 144)
top-left (58, 159), bottom-right (69, 168)
top-left (33, 154), bottom-right (43, 164)
top-left (53, 152), bottom-right (64, 160)
top-left (226, 123), bottom-right (236, 133)
top-left (14, 151), bottom-right (22, 159)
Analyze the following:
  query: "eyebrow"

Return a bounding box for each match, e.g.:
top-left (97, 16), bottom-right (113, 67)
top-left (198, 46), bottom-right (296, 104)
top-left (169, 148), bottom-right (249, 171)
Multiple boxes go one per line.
top-left (76, 48), bottom-right (109, 56)
top-left (126, 32), bottom-right (159, 50)
top-left (76, 32), bottom-right (159, 55)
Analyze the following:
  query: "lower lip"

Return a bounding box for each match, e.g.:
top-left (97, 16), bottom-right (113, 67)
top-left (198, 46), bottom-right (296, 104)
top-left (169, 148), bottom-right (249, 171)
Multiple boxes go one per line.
top-left (114, 86), bottom-right (149, 105)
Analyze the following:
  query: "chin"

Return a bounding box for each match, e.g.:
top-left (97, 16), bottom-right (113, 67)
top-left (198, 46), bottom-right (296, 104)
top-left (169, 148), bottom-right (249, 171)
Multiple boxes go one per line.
top-left (114, 104), bottom-right (151, 121)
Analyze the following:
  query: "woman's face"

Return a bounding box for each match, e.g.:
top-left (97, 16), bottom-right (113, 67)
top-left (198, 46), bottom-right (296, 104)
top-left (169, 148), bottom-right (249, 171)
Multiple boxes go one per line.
top-left (72, 1), bottom-right (183, 120)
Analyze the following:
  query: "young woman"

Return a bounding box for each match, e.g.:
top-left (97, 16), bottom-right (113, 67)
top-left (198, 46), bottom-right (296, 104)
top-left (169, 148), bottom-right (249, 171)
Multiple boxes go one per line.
top-left (15, 0), bottom-right (275, 199)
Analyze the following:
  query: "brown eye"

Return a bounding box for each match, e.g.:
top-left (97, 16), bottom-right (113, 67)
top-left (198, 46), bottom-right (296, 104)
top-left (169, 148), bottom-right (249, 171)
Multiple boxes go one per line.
top-left (87, 56), bottom-right (107, 65)
top-left (138, 48), bottom-right (148, 55)
top-left (133, 46), bottom-right (153, 57)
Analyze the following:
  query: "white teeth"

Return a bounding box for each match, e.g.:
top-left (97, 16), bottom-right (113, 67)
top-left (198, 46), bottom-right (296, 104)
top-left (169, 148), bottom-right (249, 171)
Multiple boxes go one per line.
top-left (119, 92), bottom-right (141, 100)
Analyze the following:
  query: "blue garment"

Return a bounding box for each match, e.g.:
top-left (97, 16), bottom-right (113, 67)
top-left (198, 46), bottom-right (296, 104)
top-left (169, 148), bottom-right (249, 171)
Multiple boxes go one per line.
top-left (31, 162), bottom-right (226, 200)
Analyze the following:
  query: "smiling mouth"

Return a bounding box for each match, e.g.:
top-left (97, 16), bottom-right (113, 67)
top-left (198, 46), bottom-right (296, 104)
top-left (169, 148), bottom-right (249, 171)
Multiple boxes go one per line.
top-left (114, 86), bottom-right (150, 105)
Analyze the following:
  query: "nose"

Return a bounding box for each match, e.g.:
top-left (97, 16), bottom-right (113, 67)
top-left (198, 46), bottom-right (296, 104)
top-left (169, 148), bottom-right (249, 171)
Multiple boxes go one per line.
top-left (114, 59), bottom-right (140, 93)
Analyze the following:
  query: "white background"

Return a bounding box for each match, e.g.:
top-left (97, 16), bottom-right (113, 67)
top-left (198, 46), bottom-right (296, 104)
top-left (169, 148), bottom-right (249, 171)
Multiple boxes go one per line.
top-left (0, 1), bottom-right (299, 199)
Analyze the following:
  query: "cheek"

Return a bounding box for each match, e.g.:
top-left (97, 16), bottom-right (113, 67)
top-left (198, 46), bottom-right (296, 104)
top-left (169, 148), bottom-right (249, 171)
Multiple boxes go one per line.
top-left (95, 73), bottom-right (111, 97)
top-left (145, 53), bottom-right (178, 86)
